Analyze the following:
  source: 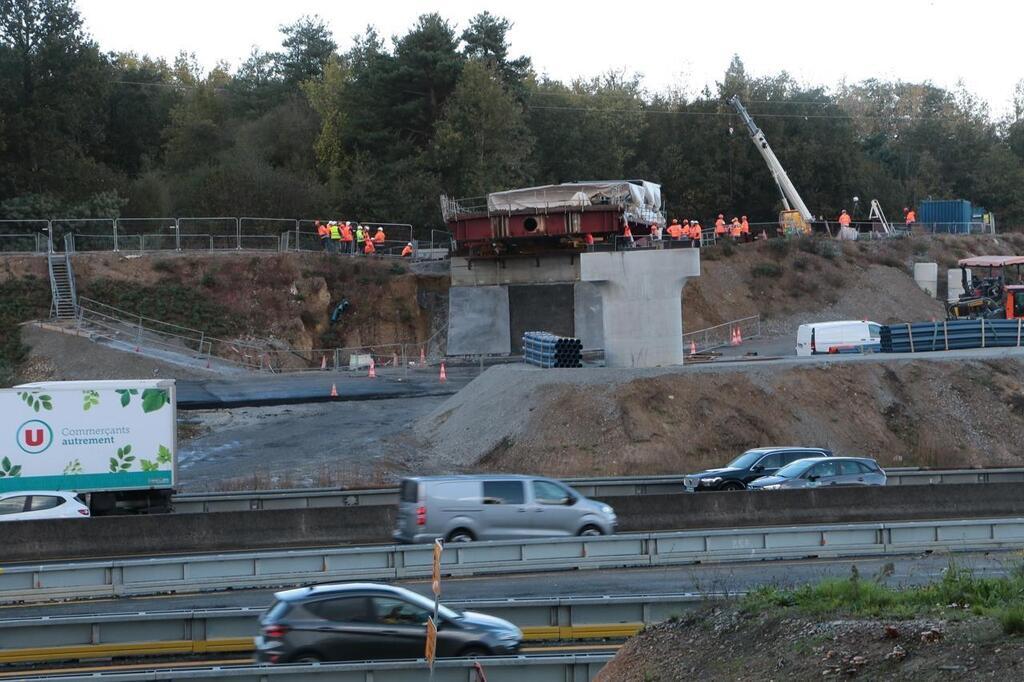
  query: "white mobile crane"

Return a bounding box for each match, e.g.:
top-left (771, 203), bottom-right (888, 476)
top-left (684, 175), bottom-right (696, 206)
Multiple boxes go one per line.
top-left (728, 95), bottom-right (814, 234)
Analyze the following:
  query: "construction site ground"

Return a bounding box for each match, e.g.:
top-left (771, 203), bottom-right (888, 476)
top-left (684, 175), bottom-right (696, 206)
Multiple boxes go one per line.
top-left (7, 233), bottom-right (1024, 488)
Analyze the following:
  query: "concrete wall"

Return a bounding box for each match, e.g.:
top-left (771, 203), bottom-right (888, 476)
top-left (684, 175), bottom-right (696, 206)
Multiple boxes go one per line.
top-left (914, 262), bottom-right (939, 298)
top-left (450, 255), bottom-right (581, 287)
top-left (508, 284), bottom-right (575, 353)
top-left (7, 483), bottom-right (1022, 561)
top-left (447, 286), bottom-right (510, 355)
top-left (573, 282), bottom-right (604, 350)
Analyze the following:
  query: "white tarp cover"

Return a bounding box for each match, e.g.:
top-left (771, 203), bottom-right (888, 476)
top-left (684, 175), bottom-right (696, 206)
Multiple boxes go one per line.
top-left (487, 181), bottom-right (661, 216)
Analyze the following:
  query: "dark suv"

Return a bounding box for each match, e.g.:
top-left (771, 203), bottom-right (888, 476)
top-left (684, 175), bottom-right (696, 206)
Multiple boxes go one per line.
top-left (683, 447), bottom-right (833, 491)
top-left (255, 583), bottom-right (522, 664)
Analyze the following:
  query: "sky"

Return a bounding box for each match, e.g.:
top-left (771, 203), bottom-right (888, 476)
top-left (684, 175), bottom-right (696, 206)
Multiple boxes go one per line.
top-left (78, 0), bottom-right (1022, 117)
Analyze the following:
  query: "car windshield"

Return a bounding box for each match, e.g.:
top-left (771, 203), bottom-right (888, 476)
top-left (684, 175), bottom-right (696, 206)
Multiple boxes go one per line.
top-left (401, 589), bottom-right (461, 621)
top-left (726, 451), bottom-right (767, 470)
top-left (774, 460), bottom-right (815, 478)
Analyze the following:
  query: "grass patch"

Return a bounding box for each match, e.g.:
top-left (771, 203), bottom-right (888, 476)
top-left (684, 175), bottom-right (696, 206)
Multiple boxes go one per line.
top-left (0, 277), bottom-right (52, 386)
top-left (742, 562), bottom-right (1024, 622)
top-left (751, 263), bottom-right (784, 278)
top-left (766, 238), bottom-right (790, 257)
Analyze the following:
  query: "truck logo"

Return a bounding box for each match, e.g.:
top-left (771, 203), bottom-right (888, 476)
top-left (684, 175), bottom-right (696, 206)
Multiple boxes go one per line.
top-left (17, 420), bottom-right (53, 454)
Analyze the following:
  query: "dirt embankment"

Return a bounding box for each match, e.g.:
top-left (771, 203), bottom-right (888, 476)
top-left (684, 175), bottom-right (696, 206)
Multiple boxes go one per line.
top-left (684, 233), bottom-right (1024, 334)
top-left (597, 609), bottom-right (1023, 681)
top-left (0, 252), bottom-right (450, 379)
top-left (416, 358), bottom-right (1024, 475)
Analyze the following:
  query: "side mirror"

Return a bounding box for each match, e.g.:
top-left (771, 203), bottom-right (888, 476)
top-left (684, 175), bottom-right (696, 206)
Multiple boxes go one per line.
top-left (563, 496), bottom-right (576, 506)
top-left (752, 465), bottom-right (764, 473)
top-left (807, 474), bottom-right (819, 482)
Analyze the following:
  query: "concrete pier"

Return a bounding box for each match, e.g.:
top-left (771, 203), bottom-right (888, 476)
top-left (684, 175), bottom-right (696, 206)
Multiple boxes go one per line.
top-left (580, 249), bottom-right (700, 368)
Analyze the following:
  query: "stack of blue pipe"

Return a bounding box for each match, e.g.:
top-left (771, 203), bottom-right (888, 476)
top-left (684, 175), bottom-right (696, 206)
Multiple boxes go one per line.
top-left (880, 319), bottom-right (1024, 353)
top-left (522, 331), bottom-right (583, 368)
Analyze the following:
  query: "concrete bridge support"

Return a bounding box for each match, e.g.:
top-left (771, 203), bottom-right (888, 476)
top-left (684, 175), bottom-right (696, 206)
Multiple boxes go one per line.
top-left (580, 249), bottom-right (700, 368)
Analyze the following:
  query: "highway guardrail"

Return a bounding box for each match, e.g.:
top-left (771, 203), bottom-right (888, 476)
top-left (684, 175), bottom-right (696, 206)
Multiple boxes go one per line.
top-left (15, 654), bottom-right (613, 681)
top-left (169, 466), bottom-right (1024, 512)
top-left (3, 517), bottom-right (1023, 604)
top-left (0, 593), bottom-right (711, 664)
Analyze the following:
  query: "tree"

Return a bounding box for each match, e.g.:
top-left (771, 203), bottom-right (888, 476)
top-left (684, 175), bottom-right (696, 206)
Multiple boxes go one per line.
top-left (278, 15), bottom-right (336, 88)
top-left (461, 12), bottom-right (531, 99)
top-left (432, 60), bottom-right (534, 196)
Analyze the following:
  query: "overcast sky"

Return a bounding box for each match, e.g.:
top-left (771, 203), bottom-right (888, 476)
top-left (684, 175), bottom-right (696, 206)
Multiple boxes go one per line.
top-left (78, 0), bottom-right (1022, 117)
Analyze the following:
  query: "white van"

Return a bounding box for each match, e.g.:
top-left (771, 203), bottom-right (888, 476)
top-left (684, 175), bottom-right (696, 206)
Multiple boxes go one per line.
top-left (795, 321), bottom-right (882, 356)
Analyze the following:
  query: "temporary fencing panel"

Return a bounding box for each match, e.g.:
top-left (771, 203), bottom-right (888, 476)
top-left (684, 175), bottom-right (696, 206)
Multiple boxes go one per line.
top-left (0, 219), bottom-right (50, 253)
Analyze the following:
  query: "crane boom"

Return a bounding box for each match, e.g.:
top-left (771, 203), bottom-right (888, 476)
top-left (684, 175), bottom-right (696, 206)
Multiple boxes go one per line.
top-left (728, 95), bottom-right (814, 224)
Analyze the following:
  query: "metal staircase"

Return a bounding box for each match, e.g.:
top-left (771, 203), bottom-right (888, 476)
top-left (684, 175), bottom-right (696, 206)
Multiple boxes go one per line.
top-left (48, 253), bottom-right (78, 319)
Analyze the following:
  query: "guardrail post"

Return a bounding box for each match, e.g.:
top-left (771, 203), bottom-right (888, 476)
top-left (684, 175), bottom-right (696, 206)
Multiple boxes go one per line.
top-left (235, 217), bottom-right (241, 250)
top-left (113, 219), bottom-right (119, 252)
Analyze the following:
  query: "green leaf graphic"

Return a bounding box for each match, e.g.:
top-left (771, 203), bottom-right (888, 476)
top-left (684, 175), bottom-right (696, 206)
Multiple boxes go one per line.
top-left (141, 389), bottom-right (168, 413)
top-left (140, 460), bottom-right (159, 472)
top-left (156, 445), bottom-right (172, 465)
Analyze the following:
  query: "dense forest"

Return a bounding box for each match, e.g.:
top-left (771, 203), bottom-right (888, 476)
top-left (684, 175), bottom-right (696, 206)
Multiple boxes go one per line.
top-left (1, 0), bottom-right (1023, 231)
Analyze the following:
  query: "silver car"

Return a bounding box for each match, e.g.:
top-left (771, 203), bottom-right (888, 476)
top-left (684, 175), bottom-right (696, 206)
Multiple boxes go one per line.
top-left (393, 475), bottom-right (617, 543)
top-left (747, 457), bottom-right (886, 490)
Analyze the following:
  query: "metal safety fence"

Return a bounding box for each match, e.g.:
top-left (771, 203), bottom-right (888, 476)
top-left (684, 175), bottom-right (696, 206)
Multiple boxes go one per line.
top-left (683, 315), bottom-right (762, 354)
top-left (3, 517), bottom-right (1023, 604)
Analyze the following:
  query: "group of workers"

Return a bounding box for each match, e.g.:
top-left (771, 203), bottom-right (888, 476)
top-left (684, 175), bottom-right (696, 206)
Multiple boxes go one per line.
top-left (315, 220), bottom-right (414, 257)
top-left (837, 207), bottom-right (917, 230)
top-left (626, 213), bottom-right (752, 248)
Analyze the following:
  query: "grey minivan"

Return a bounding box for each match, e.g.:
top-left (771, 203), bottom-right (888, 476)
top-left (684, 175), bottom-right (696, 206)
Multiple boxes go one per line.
top-left (393, 475), bottom-right (617, 543)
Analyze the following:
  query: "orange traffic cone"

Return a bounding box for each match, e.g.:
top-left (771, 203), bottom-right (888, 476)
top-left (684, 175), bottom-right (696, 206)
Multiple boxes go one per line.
top-left (368, 358), bottom-right (377, 379)
top-left (439, 362), bottom-right (447, 383)
top-left (735, 326), bottom-right (743, 344)
top-left (689, 340), bottom-right (697, 356)
top-left (330, 383), bottom-right (338, 397)
top-left (419, 347), bottom-right (426, 367)
top-left (320, 355), bottom-right (327, 370)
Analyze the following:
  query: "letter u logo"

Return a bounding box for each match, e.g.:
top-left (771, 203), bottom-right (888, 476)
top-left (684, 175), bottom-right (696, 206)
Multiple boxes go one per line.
top-left (24, 429), bottom-right (44, 447)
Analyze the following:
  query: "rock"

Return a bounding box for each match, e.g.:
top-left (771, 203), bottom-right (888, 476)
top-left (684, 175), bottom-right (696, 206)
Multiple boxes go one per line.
top-left (886, 645), bottom-right (907, 661)
top-left (884, 625), bottom-right (900, 639)
top-left (851, 655), bottom-right (867, 666)
top-left (920, 628), bottom-right (943, 643)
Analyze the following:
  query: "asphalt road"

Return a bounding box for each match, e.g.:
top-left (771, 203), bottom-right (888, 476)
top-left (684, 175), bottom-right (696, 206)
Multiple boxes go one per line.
top-left (4, 550), bottom-right (1016, 620)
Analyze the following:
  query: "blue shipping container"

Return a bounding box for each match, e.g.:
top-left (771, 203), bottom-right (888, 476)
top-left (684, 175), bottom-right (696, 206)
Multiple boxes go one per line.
top-left (917, 199), bottom-right (973, 233)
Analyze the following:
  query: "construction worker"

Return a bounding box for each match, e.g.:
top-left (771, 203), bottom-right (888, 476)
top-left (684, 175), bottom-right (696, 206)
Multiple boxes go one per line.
top-left (691, 219), bottom-right (702, 246)
top-left (363, 233), bottom-right (376, 255)
top-left (650, 222), bottom-right (662, 242)
top-left (904, 207), bottom-right (917, 226)
top-left (340, 222), bottom-right (353, 254)
top-left (355, 225), bottom-right (365, 254)
top-left (622, 219), bottom-right (634, 249)
top-left (316, 221), bottom-right (329, 251)
top-left (401, 242), bottom-right (414, 257)
top-left (667, 219), bottom-right (683, 240)
top-left (715, 214), bottom-right (727, 238)
top-left (838, 210), bottom-right (852, 227)
top-left (741, 216), bottom-right (750, 242)
top-left (327, 221), bottom-right (341, 253)
top-left (730, 217), bottom-right (742, 240)
top-left (373, 226), bottom-right (386, 244)
top-left (584, 232), bottom-right (595, 251)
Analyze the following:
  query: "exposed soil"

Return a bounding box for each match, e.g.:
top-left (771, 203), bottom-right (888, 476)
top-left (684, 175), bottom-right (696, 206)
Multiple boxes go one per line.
top-left (597, 608), bottom-right (1024, 681)
top-left (415, 356), bottom-right (1024, 476)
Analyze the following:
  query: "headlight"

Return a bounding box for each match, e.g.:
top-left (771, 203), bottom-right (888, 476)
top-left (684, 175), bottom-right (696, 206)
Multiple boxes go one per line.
top-left (600, 504), bottom-right (614, 515)
top-left (762, 484), bottom-right (782, 490)
top-left (700, 477), bottom-right (722, 486)
top-left (498, 631), bottom-right (521, 641)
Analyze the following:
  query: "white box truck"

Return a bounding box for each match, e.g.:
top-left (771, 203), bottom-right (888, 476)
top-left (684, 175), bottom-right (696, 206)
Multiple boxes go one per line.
top-left (1, 379), bottom-right (177, 514)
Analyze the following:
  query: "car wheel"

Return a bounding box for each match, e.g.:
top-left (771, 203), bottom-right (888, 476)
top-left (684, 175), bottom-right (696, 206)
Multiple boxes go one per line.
top-left (290, 652), bottom-right (324, 663)
top-left (718, 481), bottom-right (745, 491)
top-left (459, 645), bottom-right (491, 658)
top-left (578, 525), bottom-right (603, 537)
top-left (446, 528), bottom-right (475, 543)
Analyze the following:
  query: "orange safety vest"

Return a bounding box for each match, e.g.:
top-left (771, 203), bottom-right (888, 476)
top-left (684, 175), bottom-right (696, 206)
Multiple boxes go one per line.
top-left (364, 237), bottom-right (376, 254)
top-left (401, 244), bottom-right (413, 257)
top-left (715, 219), bottom-right (726, 235)
top-left (341, 225), bottom-right (353, 241)
top-left (373, 230), bottom-right (386, 243)
top-left (667, 225), bottom-right (681, 239)
top-left (585, 233), bottom-right (595, 245)
top-left (906, 211), bottom-right (916, 224)
top-left (730, 222), bottom-right (742, 237)
top-left (741, 219), bottom-right (750, 234)
top-left (839, 214), bottom-right (851, 226)
top-left (316, 223), bottom-right (327, 238)
top-left (691, 222), bottom-right (701, 236)
top-left (623, 225), bottom-right (633, 238)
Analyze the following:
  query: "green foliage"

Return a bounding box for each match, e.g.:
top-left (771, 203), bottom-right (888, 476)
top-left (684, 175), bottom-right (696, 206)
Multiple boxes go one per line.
top-left (751, 263), bottom-right (784, 278)
top-left (766, 238), bottom-right (790, 257)
top-left (109, 444), bottom-right (134, 472)
top-left (115, 388), bottom-right (139, 407)
top-left (156, 445), bottom-right (172, 464)
top-left (18, 391), bottom-right (52, 411)
top-left (1001, 607), bottom-right (1024, 635)
top-left (140, 388), bottom-right (168, 413)
top-left (82, 390), bottom-right (99, 410)
top-left (0, 456), bottom-right (22, 478)
top-left (0, 278), bottom-right (51, 385)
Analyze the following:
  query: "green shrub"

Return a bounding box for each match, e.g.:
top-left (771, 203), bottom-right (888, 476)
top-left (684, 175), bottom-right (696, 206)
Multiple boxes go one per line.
top-left (200, 273), bottom-right (216, 288)
top-left (766, 238), bottom-right (790, 256)
top-left (751, 263), bottom-right (784, 278)
top-left (0, 279), bottom-right (52, 386)
top-left (152, 259), bottom-right (176, 273)
top-left (719, 239), bottom-right (735, 257)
